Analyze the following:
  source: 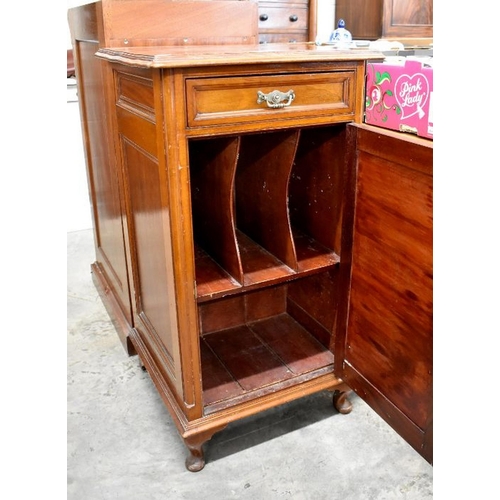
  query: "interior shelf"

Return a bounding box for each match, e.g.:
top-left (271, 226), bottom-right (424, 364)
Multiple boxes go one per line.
top-left (201, 313), bottom-right (335, 412)
top-left (195, 231), bottom-right (339, 302)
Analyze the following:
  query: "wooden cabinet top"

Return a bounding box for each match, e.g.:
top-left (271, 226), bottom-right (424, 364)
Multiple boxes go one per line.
top-left (96, 43), bottom-right (383, 68)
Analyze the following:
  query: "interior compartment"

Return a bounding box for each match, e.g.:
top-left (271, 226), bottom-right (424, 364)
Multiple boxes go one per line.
top-left (199, 275), bottom-right (338, 412)
top-left (189, 124), bottom-right (346, 411)
top-left (189, 124), bottom-right (346, 302)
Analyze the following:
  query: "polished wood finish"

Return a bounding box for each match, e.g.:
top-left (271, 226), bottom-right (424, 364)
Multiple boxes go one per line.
top-left (101, 0), bottom-right (258, 46)
top-left (338, 123), bottom-right (433, 463)
top-left (69, 0), bottom-right (432, 471)
top-left (335, 0), bottom-right (433, 40)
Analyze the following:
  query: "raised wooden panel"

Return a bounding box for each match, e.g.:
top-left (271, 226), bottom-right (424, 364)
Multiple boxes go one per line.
top-left (382, 0), bottom-right (433, 38)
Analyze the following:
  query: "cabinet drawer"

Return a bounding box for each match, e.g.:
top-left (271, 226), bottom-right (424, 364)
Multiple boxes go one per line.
top-left (258, 6), bottom-right (308, 31)
top-left (186, 71), bottom-right (357, 128)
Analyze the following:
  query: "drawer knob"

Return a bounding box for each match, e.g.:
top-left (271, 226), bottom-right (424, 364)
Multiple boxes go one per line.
top-left (259, 14), bottom-right (269, 21)
top-left (257, 89), bottom-right (295, 109)
top-left (289, 14), bottom-right (298, 22)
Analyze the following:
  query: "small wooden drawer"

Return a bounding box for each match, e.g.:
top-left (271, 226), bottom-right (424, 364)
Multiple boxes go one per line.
top-left (185, 71), bottom-right (357, 128)
top-left (258, 6), bottom-right (308, 31)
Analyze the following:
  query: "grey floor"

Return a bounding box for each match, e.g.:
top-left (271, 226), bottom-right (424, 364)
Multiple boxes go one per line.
top-left (67, 228), bottom-right (433, 500)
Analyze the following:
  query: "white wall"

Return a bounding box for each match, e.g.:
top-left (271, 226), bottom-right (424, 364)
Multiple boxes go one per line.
top-left (317, 0), bottom-right (336, 43)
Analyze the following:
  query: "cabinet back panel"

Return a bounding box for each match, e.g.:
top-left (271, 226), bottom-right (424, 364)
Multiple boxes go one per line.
top-left (198, 277), bottom-right (337, 350)
top-left (199, 286), bottom-right (286, 334)
top-left (199, 295), bottom-right (247, 334)
top-left (287, 269), bottom-right (339, 349)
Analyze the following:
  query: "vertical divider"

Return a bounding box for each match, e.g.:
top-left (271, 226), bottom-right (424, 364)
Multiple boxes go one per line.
top-left (289, 126), bottom-right (346, 256)
top-left (189, 136), bottom-right (244, 284)
top-left (235, 130), bottom-right (300, 271)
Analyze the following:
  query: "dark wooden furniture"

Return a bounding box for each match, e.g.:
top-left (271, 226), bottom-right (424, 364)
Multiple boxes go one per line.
top-left (69, 0), bottom-right (432, 472)
top-left (258, 0), bottom-right (317, 43)
top-left (335, 0), bottom-right (433, 41)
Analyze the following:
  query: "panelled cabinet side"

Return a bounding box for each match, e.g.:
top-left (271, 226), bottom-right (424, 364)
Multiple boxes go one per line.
top-left (68, 3), bottom-right (135, 354)
top-left (109, 63), bottom-right (204, 419)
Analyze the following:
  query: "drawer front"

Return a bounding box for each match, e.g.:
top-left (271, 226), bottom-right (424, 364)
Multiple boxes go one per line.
top-left (186, 71), bottom-right (357, 128)
top-left (258, 6), bottom-right (308, 31)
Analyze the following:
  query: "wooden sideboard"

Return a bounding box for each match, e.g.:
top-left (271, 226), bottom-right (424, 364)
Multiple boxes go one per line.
top-left (69, 0), bottom-right (432, 471)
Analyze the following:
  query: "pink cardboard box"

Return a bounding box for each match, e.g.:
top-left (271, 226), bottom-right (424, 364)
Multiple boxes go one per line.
top-left (365, 58), bottom-right (433, 139)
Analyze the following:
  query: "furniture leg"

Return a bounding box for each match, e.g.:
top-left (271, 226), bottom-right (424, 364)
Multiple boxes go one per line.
top-left (183, 425), bottom-right (227, 472)
top-left (333, 388), bottom-right (353, 414)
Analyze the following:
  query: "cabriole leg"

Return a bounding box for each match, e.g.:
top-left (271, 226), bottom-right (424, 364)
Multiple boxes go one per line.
top-left (333, 389), bottom-right (353, 414)
top-left (185, 438), bottom-right (205, 472)
top-left (183, 425), bottom-right (227, 472)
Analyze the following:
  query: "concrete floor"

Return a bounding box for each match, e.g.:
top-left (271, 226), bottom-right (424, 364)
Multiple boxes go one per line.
top-left (67, 228), bottom-right (433, 500)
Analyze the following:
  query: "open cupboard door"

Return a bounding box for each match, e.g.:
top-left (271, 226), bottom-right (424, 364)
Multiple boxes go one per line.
top-left (336, 123), bottom-right (433, 464)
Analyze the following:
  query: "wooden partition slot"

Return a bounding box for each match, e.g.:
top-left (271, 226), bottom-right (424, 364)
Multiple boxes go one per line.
top-left (289, 125), bottom-right (347, 271)
top-left (189, 137), bottom-right (244, 297)
top-left (235, 130), bottom-right (300, 276)
top-left (199, 285), bottom-right (335, 411)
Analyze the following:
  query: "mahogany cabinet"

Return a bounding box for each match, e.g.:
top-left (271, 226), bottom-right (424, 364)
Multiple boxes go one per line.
top-left (335, 0), bottom-right (433, 40)
top-left (69, 0), bottom-right (432, 472)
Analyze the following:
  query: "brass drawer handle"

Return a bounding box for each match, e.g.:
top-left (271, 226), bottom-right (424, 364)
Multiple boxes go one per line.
top-left (257, 89), bottom-right (295, 108)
